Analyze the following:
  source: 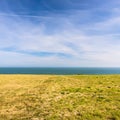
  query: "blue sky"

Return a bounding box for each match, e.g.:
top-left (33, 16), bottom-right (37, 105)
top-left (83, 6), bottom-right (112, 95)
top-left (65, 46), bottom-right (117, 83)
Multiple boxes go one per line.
top-left (0, 0), bottom-right (120, 67)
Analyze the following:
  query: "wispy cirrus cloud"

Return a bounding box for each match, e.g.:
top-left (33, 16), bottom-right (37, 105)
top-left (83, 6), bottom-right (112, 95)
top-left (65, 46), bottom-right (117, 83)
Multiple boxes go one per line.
top-left (0, 0), bottom-right (120, 67)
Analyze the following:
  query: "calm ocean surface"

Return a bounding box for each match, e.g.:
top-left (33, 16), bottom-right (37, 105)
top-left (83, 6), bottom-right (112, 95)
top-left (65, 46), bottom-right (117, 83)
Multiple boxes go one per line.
top-left (0, 67), bottom-right (120, 74)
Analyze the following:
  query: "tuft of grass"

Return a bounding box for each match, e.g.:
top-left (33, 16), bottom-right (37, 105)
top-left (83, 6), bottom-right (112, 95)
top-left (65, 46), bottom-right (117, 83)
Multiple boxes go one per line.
top-left (0, 74), bottom-right (120, 120)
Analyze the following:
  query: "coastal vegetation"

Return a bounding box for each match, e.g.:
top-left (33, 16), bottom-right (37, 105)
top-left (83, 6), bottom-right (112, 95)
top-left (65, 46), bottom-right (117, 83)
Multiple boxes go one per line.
top-left (0, 75), bottom-right (120, 120)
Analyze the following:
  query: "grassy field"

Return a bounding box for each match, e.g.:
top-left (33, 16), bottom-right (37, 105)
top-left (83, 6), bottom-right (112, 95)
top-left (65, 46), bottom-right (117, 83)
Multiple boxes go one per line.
top-left (0, 75), bottom-right (120, 120)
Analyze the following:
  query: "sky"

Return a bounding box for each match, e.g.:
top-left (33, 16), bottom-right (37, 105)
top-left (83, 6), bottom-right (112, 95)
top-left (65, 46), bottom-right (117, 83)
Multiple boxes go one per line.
top-left (0, 0), bottom-right (120, 67)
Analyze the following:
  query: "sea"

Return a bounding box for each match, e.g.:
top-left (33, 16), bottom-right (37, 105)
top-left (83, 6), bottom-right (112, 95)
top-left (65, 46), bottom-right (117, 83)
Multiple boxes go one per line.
top-left (0, 67), bottom-right (120, 75)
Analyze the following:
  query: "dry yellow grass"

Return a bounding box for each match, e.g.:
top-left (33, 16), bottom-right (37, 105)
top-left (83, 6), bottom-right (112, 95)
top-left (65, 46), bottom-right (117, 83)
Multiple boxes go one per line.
top-left (0, 75), bottom-right (120, 120)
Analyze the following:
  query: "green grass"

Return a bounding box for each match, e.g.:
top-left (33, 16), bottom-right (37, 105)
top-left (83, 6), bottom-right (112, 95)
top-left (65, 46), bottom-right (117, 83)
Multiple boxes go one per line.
top-left (0, 75), bottom-right (120, 120)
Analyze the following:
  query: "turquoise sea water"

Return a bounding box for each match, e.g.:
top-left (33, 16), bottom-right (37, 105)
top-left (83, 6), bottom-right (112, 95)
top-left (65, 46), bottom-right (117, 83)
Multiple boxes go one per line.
top-left (0, 67), bottom-right (120, 74)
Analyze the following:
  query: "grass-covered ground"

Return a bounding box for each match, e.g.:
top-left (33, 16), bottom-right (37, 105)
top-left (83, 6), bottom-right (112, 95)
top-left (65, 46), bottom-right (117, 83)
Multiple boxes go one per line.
top-left (0, 75), bottom-right (120, 120)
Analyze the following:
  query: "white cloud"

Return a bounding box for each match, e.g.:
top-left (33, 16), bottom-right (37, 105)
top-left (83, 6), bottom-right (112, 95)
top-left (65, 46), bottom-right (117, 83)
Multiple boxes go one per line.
top-left (0, 8), bottom-right (120, 67)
